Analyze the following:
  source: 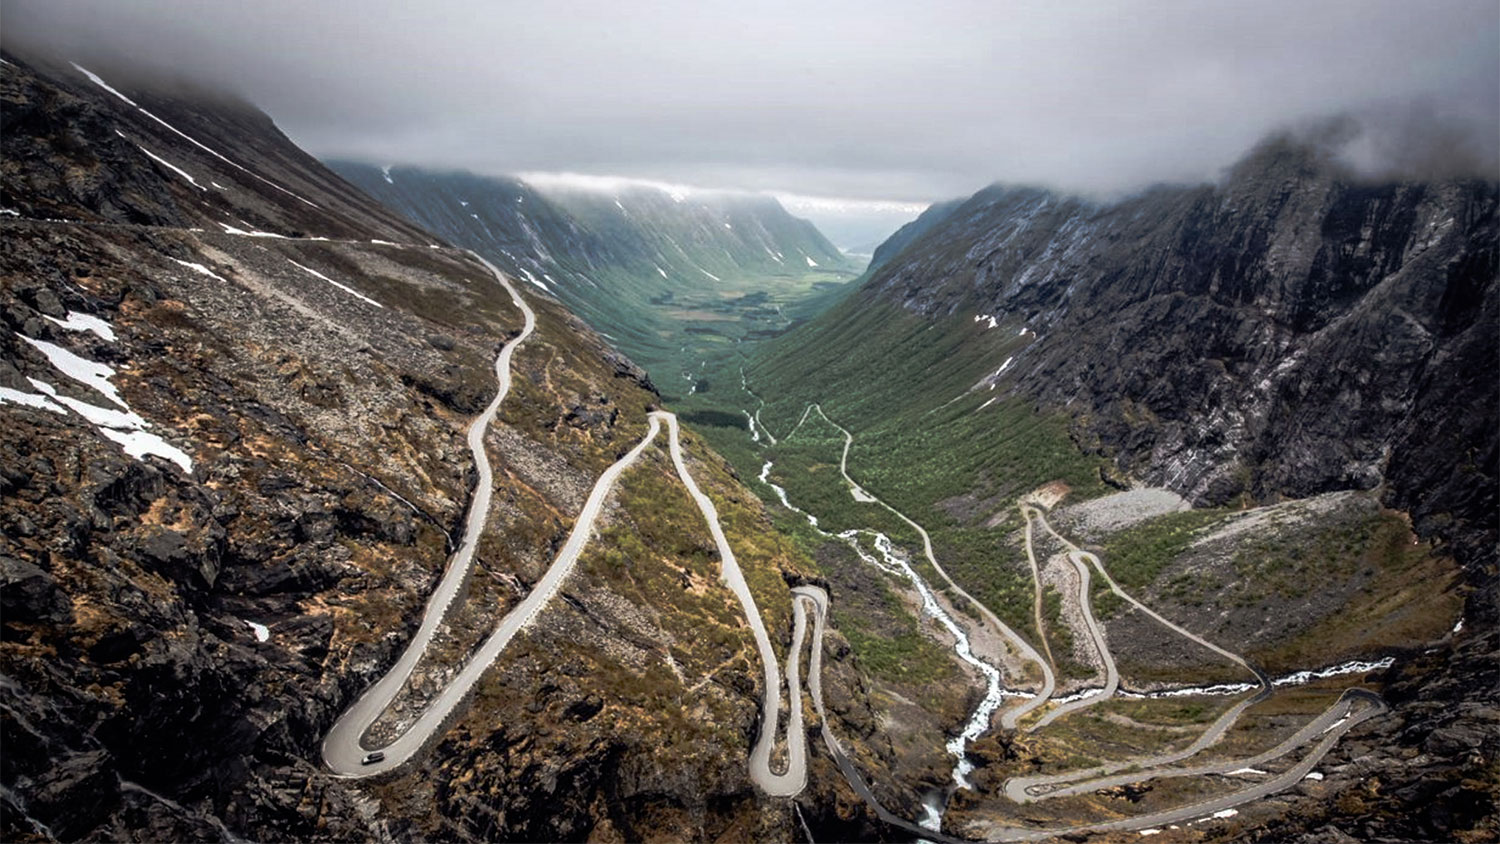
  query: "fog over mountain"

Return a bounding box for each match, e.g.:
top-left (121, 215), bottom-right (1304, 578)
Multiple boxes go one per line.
top-left (5, 0), bottom-right (1496, 210)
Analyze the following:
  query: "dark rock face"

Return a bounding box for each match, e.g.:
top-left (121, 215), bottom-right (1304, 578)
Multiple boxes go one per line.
top-left (1238, 629), bottom-right (1500, 844)
top-left (864, 135), bottom-right (1498, 610)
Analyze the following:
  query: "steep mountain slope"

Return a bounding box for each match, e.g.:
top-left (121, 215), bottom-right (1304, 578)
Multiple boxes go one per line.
top-left (332, 163), bottom-right (861, 390)
top-left (0, 53), bottom-right (904, 843)
top-left (739, 133), bottom-right (1497, 841)
top-left (864, 197), bottom-right (963, 276)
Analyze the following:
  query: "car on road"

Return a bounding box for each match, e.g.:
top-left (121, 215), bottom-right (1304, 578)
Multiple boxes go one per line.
top-left (361, 752), bottom-right (385, 765)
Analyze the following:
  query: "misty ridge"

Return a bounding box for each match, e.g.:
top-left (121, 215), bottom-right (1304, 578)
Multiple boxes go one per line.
top-left (7, 35), bottom-right (1494, 218)
top-left (1277, 106), bottom-right (1499, 185)
top-left (6, 0), bottom-right (1497, 210)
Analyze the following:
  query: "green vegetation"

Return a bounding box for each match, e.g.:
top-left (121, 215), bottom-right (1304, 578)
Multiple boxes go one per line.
top-left (838, 625), bottom-right (956, 685)
top-left (1098, 509), bottom-right (1236, 592)
top-left (1246, 507), bottom-right (1464, 671)
top-left (670, 298), bottom-right (1117, 652)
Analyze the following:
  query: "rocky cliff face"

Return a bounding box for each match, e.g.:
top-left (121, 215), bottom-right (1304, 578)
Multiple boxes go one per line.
top-left (0, 53), bottom-right (890, 843)
top-left (859, 135), bottom-right (1497, 611)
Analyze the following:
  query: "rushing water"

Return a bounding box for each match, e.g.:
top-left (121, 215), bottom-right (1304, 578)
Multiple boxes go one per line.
top-left (754, 453), bottom-right (1004, 807)
top-left (1117, 657), bottom-right (1397, 699)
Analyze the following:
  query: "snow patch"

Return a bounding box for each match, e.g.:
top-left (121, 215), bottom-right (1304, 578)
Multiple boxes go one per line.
top-left (973, 314), bottom-right (999, 329)
top-left (44, 311), bottom-right (117, 342)
top-left (17, 335), bottom-right (126, 408)
top-left (118, 132), bottom-right (206, 191)
top-left (369, 239), bottom-right (399, 246)
top-left (1228, 767), bottom-right (1267, 776)
top-left (288, 260), bottom-right (384, 308)
top-left (655, 264), bottom-right (668, 279)
top-left (29, 378), bottom-right (193, 472)
top-left (219, 223), bottom-right (287, 238)
top-left (518, 268), bottom-right (549, 291)
top-left (0, 386), bottom-right (67, 414)
top-left (244, 620), bottom-right (271, 642)
top-left (1304, 771), bottom-right (1324, 781)
top-left (380, 165), bottom-right (394, 184)
top-left (171, 258), bottom-right (229, 284)
top-left (805, 255), bottom-right (818, 267)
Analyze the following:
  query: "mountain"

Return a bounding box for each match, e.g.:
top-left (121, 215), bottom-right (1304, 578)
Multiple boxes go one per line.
top-left (0, 53), bottom-right (906, 843)
top-left (863, 196), bottom-right (964, 275)
top-left (331, 163), bottom-right (860, 387)
top-left (739, 131), bottom-right (1497, 841)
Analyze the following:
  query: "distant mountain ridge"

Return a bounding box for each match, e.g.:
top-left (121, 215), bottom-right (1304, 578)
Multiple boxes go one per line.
top-left (330, 163), bottom-right (861, 382)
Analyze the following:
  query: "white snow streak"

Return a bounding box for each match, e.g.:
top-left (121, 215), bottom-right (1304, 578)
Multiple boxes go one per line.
top-left (73, 63), bottom-right (320, 208)
top-left (44, 311), bottom-right (117, 342)
top-left (28, 378), bottom-right (193, 473)
top-left (219, 223), bottom-right (287, 238)
top-left (0, 386), bottom-right (67, 414)
top-left (244, 620), bottom-right (271, 642)
top-left (171, 258), bottom-right (230, 284)
top-left (283, 260), bottom-right (384, 310)
top-left (118, 132), bottom-right (206, 191)
top-left (17, 335), bottom-right (126, 408)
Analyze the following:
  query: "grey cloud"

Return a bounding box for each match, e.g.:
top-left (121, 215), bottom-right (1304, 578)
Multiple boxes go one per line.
top-left (4, 0), bottom-right (1496, 203)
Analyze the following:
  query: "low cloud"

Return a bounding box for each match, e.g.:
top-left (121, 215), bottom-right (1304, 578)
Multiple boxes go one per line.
top-left (4, 0), bottom-right (1495, 203)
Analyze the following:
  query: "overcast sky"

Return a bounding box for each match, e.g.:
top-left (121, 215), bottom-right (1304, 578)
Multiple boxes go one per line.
top-left (7, 0), bottom-right (1497, 211)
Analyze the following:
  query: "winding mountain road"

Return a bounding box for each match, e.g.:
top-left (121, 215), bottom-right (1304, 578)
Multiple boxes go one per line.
top-left (323, 254), bottom-right (536, 776)
top-left (1027, 541), bottom-right (1117, 730)
top-left (323, 258), bottom-right (808, 791)
top-left (318, 256), bottom-right (1390, 839)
